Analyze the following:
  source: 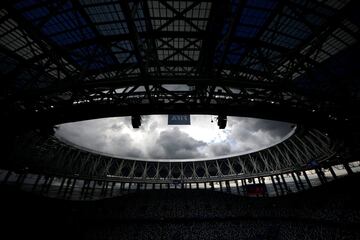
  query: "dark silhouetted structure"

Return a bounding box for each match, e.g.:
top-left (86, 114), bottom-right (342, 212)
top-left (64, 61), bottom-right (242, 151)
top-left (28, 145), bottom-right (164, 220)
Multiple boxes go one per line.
top-left (0, 0), bottom-right (359, 239)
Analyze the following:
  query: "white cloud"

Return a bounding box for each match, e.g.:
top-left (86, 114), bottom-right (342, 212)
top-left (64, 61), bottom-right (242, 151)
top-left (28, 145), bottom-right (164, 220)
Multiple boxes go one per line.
top-left (55, 115), bottom-right (293, 160)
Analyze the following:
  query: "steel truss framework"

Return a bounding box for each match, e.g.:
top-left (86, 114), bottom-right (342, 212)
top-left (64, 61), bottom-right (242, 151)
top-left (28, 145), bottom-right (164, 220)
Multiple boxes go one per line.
top-left (0, 0), bottom-right (360, 190)
top-left (0, 0), bottom-right (359, 123)
top-left (1, 159), bottom-right (358, 200)
top-left (10, 127), bottom-right (337, 182)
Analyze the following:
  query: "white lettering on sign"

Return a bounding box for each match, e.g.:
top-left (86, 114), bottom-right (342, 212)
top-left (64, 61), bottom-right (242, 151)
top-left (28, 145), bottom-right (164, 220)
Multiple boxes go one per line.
top-left (168, 114), bottom-right (191, 125)
top-left (171, 115), bottom-right (188, 121)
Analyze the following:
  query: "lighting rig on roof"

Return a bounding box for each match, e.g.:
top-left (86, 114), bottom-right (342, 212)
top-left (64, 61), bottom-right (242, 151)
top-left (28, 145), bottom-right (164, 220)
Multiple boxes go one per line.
top-left (131, 115), bottom-right (142, 128)
top-left (217, 115), bottom-right (227, 129)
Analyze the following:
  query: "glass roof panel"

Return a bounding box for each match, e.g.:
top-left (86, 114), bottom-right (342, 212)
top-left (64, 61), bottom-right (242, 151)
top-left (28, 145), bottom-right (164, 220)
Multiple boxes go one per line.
top-left (22, 6), bottom-right (50, 20)
top-left (0, 13), bottom-right (43, 60)
top-left (149, 0), bottom-right (174, 18)
top-left (50, 27), bottom-right (95, 45)
top-left (247, 0), bottom-right (278, 9)
top-left (240, 8), bottom-right (271, 27)
top-left (84, 3), bottom-right (125, 23)
top-left (235, 25), bottom-right (259, 38)
top-left (184, 2), bottom-right (211, 19)
top-left (2, 0), bottom-right (357, 84)
top-left (13, 1), bottom-right (99, 47)
top-left (69, 44), bottom-right (117, 69)
top-left (95, 23), bottom-right (129, 35)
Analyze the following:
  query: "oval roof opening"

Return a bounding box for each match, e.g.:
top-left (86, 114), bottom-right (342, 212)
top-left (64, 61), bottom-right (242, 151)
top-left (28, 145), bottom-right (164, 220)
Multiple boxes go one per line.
top-left (55, 115), bottom-right (295, 161)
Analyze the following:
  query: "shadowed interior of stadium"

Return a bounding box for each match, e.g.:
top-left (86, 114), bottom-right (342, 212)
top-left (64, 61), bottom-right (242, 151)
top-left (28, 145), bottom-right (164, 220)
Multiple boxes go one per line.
top-left (0, 0), bottom-right (359, 239)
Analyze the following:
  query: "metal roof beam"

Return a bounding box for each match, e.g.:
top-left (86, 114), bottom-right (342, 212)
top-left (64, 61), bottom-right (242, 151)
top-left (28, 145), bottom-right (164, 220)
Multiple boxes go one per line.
top-left (118, 0), bottom-right (153, 104)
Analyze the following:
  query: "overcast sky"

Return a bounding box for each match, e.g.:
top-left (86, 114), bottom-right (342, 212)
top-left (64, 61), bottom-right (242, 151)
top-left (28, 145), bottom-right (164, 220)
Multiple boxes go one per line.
top-left (55, 115), bottom-right (294, 160)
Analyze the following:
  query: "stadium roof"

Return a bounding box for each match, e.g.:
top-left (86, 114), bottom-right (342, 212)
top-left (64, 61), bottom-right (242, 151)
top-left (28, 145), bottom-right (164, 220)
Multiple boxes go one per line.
top-left (0, 0), bottom-right (359, 127)
top-left (0, 0), bottom-right (359, 136)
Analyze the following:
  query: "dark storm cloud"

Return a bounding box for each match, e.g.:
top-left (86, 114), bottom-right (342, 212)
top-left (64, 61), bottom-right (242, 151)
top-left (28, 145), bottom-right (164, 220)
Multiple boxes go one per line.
top-left (107, 133), bottom-right (144, 158)
top-left (148, 127), bottom-right (207, 159)
top-left (208, 143), bottom-right (231, 156)
top-left (224, 117), bottom-right (294, 155)
top-left (250, 118), bottom-right (293, 138)
top-left (228, 118), bottom-right (292, 141)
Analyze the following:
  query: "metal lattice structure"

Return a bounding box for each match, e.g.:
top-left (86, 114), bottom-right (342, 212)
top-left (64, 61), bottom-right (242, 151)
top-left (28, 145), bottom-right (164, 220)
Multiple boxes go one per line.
top-left (12, 127), bottom-right (335, 181)
top-left (0, 0), bottom-right (359, 123)
top-left (1, 0), bottom-right (360, 198)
